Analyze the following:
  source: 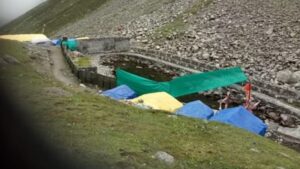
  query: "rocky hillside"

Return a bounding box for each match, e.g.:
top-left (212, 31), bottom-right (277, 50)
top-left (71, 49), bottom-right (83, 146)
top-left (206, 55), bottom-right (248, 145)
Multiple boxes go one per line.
top-left (55, 0), bottom-right (300, 91)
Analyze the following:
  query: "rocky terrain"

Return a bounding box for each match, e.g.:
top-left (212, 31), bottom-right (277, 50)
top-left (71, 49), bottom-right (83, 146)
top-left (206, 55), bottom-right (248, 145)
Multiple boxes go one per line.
top-left (56, 0), bottom-right (300, 91)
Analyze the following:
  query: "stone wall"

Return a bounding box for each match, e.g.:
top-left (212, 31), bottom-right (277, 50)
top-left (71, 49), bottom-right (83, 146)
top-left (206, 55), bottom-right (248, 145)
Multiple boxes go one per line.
top-left (131, 47), bottom-right (300, 104)
top-left (78, 37), bottom-right (130, 54)
top-left (62, 48), bottom-right (115, 89)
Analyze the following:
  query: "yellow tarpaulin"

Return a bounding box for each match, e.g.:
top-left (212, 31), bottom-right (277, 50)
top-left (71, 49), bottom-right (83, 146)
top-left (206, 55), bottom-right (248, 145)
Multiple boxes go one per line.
top-left (0, 34), bottom-right (48, 42)
top-left (130, 92), bottom-right (183, 113)
top-left (76, 37), bottom-right (89, 40)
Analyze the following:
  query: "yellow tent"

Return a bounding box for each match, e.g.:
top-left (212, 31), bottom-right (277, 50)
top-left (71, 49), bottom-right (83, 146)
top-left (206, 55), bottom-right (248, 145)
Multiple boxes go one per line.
top-left (130, 92), bottom-right (183, 113)
top-left (0, 34), bottom-right (48, 42)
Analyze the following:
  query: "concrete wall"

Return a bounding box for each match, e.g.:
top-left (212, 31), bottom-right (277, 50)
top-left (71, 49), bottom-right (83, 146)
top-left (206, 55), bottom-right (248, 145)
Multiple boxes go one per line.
top-left (78, 37), bottom-right (130, 54)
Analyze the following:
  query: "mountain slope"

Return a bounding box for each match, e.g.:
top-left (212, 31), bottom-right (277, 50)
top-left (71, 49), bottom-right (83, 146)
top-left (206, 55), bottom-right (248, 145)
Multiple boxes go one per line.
top-left (0, 0), bottom-right (108, 35)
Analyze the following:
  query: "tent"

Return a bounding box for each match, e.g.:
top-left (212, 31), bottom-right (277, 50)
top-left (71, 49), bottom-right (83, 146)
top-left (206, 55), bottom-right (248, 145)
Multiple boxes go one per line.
top-left (116, 67), bottom-right (247, 97)
top-left (62, 38), bottom-right (78, 51)
top-left (101, 85), bottom-right (137, 100)
top-left (0, 34), bottom-right (49, 42)
top-left (130, 92), bottom-right (183, 113)
top-left (176, 100), bottom-right (214, 120)
top-left (31, 36), bottom-right (51, 44)
top-left (51, 39), bottom-right (61, 46)
top-left (210, 106), bottom-right (267, 136)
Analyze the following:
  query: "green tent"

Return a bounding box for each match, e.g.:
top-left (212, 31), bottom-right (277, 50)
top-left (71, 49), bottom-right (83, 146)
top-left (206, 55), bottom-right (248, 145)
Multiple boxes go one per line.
top-left (116, 67), bottom-right (247, 97)
top-left (62, 39), bottom-right (78, 51)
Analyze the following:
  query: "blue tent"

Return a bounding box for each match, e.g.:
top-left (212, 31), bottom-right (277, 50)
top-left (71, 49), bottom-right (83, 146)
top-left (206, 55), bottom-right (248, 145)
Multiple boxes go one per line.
top-left (51, 39), bottom-right (61, 46)
top-left (210, 106), bottom-right (267, 136)
top-left (101, 85), bottom-right (137, 100)
top-left (176, 100), bottom-right (214, 120)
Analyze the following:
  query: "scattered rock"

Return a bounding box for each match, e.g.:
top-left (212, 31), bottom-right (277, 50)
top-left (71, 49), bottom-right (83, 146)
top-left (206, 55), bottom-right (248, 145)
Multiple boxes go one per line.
top-left (280, 114), bottom-right (297, 128)
top-left (277, 70), bottom-right (293, 83)
top-left (266, 26), bottom-right (274, 35)
top-left (265, 120), bottom-right (279, 131)
top-left (291, 71), bottom-right (300, 84)
top-left (80, 83), bottom-right (87, 88)
top-left (2, 54), bottom-right (20, 64)
top-left (267, 112), bottom-right (280, 122)
top-left (277, 126), bottom-right (300, 140)
top-left (250, 148), bottom-right (260, 153)
top-left (154, 151), bottom-right (175, 165)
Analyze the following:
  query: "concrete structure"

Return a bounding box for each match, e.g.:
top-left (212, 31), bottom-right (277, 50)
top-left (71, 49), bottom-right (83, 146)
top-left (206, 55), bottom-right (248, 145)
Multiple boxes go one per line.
top-left (77, 37), bottom-right (130, 54)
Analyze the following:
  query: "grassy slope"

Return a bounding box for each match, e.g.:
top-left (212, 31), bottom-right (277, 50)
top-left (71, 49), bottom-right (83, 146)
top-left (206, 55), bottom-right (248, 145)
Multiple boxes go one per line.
top-left (0, 0), bottom-right (108, 36)
top-left (153, 0), bottom-right (212, 40)
top-left (1, 40), bottom-right (300, 169)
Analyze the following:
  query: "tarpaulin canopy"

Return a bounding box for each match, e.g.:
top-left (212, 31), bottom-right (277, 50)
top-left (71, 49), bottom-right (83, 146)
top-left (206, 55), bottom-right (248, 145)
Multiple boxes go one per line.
top-left (31, 36), bottom-right (51, 44)
top-left (176, 100), bottom-right (214, 120)
top-left (210, 106), bottom-right (267, 136)
top-left (62, 39), bottom-right (78, 51)
top-left (0, 34), bottom-right (49, 42)
top-left (130, 92), bottom-right (183, 113)
top-left (101, 85), bottom-right (137, 100)
top-left (116, 67), bottom-right (247, 97)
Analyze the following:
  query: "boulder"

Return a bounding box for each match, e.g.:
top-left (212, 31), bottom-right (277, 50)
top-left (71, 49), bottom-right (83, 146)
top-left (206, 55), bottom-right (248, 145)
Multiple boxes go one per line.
top-left (290, 71), bottom-right (300, 83)
top-left (154, 151), bottom-right (175, 165)
top-left (280, 114), bottom-right (297, 128)
top-left (277, 126), bottom-right (300, 140)
top-left (276, 70), bottom-right (292, 83)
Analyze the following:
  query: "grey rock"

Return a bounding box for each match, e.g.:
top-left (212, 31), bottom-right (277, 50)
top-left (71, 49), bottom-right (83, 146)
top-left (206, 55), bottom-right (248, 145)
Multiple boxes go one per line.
top-left (267, 112), bottom-right (281, 122)
top-left (280, 114), bottom-right (296, 128)
top-left (203, 52), bottom-right (210, 59)
top-left (154, 151), bottom-right (175, 165)
top-left (277, 70), bottom-right (293, 83)
top-left (192, 45), bottom-right (199, 52)
top-left (265, 120), bottom-right (280, 131)
top-left (277, 126), bottom-right (300, 140)
top-left (291, 71), bottom-right (300, 83)
top-left (3, 54), bottom-right (20, 64)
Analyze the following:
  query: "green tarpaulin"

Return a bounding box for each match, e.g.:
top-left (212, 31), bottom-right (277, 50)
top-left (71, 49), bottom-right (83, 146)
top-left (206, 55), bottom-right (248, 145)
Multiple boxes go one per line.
top-left (116, 67), bottom-right (247, 97)
top-left (62, 39), bottom-right (78, 51)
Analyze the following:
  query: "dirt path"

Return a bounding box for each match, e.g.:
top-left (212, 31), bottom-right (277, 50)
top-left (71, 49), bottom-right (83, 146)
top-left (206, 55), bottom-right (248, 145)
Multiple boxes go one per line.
top-left (49, 46), bottom-right (78, 85)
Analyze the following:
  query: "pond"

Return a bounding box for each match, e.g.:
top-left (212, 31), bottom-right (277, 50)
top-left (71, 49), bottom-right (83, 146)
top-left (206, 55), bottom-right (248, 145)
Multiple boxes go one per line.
top-left (99, 55), bottom-right (241, 109)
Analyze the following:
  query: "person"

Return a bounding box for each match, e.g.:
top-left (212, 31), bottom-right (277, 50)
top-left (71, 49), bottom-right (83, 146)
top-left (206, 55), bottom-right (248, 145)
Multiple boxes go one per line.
top-left (60, 36), bottom-right (68, 55)
top-left (218, 91), bottom-right (231, 110)
top-left (243, 82), bottom-right (252, 108)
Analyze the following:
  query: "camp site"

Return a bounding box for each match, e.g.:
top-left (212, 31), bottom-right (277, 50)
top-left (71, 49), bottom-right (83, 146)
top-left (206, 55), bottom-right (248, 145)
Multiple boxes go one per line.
top-left (1, 0), bottom-right (300, 169)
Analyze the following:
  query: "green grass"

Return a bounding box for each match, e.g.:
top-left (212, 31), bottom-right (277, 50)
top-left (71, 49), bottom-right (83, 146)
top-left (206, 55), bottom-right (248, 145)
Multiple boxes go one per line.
top-left (1, 40), bottom-right (300, 168)
top-left (153, 0), bottom-right (212, 40)
top-left (154, 17), bottom-right (186, 39)
top-left (0, 0), bottom-right (108, 36)
top-left (74, 56), bottom-right (91, 68)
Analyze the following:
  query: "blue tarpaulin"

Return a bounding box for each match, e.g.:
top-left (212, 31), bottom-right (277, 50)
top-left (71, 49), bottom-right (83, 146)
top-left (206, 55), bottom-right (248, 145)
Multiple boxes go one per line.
top-left (101, 85), bottom-right (137, 100)
top-left (176, 100), bottom-right (214, 120)
top-left (51, 39), bottom-right (61, 46)
top-left (210, 106), bottom-right (267, 136)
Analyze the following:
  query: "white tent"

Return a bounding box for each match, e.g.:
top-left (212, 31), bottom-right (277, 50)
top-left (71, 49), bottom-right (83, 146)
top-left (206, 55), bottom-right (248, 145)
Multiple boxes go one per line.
top-left (31, 36), bottom-right (51, 44)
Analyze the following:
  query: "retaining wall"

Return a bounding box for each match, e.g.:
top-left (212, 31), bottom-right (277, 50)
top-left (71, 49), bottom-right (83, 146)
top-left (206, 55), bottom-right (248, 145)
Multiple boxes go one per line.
top-left (78, 37), bottom-right (130, 54)
top-left (63, 50), bottom-right (115, 89)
